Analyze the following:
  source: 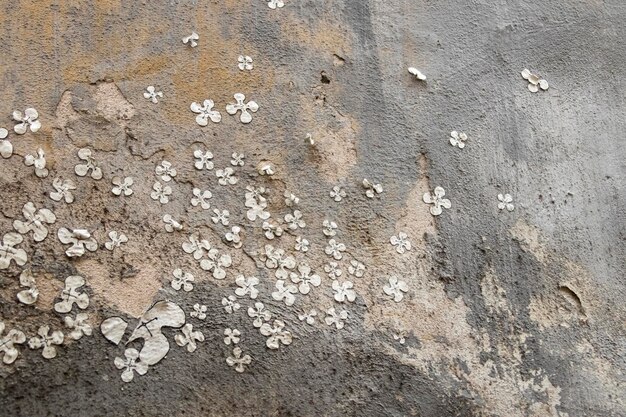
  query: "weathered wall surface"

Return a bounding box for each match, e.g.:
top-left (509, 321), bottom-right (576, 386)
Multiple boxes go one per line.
top-left (0, 1), bottom-right (624, 416)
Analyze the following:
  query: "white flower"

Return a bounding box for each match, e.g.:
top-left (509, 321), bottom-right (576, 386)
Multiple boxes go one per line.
top-left (423, 186), bottom-right (451, 216)
top-left (223, 328), bottom-right (241, 345)
top-left (112, 176), bottom-right (133, 196)
top-left (171, 268), bottom-right (194, 292)
top-left (284, 191), bottom-right (299, 207)
top-left (284, 210), bottom-right (305, 230)
top-left (262, 219), bottom-right (283, 240)
top-left (74, 148), bottom-right (103, 180)
top-left (24, 148), bottom-right (49, 178)
top-left (498, 193), bottom-right (515, 211)
top-left (290, 263), bottom-right (321, 295)
top-left (182, 32), bottom-right (199, 47)
top-left (332, 280), bottom-right (356, 303)
top-left (348, 260), bottom-right (365, 278)
top-left (322, 220), bottom-right (338, 237)
top-left (0, 233), bottom-right (27, 269)
top-left (393, 331), bottom-right (407, 345)
top-left (272, 280), bottom-right (298, 306)
top-left (449, 131), bottom-right (468, 148)
top-left (521, 69), bottom-right (549, 92)
top-left (0, 322), bottom-right (25, 364)
top-left (383, 276), bottom-right (408, 302)
top-left (238, 55), bottom-right (253, 71)
top-left (17, 269), bottom-right (38, 305)
top-left (330, 185), bottom-right (346, 202)
top-left (0, 128), bottom-right (11, 158)
top-left (259, 320), bottom-right (292, 349)
top-left (226, 93), bottom-right (259, 124)
top-left (175, 323), bottom-right (204, 352)
top-left (57, 228), bottom-right (97, 257)
top-left (64, 313), bottom-right (92, 340)
top-left (408, 67), bottom-right (427, 81)
top-left (325, 308), bottom-right (348, 329)
top-left (222, 295), bottom-right (241, 313)
top-left (50, 177), bottom-right (76, 203)
top-left (194, 149), bottom-right (214, 170)
top-left (151, 181), bottom-right (172, 204)
top-left (155, 160), bottom-right (176, 182)
top-left (295, 236), bottom-right (309, 252)
top-left (216, 167), bottom-right (238, 185)
top-left (325, 239), bottom-right (346, 260)
top-left (13, 202), bottom-right (56, 242)
top-left (191, 100), bottom-right (221, 126)
top-left (226, 347), bottom-right (252, 373)
top-left (246, 198), bottom-right (270, 221)
top-left (263, 245), bottom-right (296, 279)
top-left (200, 248), bottom-right (232, 279)
top-left (162, 214), bottom-right (183, 233)
top-left (191, 188), bottom-right (212, 209)
top-left (363, 179), bottom-right (383, 198)
top-left (100, 317), bottom-right (128, 345)
top-left (257, 160), bottom-right (276, 176)
top-left (28, 325), bottom-right (64, 359)
top-left (298, 309), bottom-right (317, 325)
top-left (235, 275), bottom-right (259, 299)
top-left (211, 208), bottom-right (230, 226)
top-left (245, 185), bottom-right (268, 202)
top-left (190, 303), bottom-right (207, 320)
top-left (390, 232), bottom-right (411, 254)
top-left (104, 231), bottom-right (128, 250)
top-left (225, 225), bottom-right (243, 248)
top-left (12, 108), bottom-right (41, 134)
top-left (114, 348), bottom-right (148, 382)
top-left (231, 152), bottom-right (245, 166)
top-left (267, 0), bottom-right (285, 9)
top-left (324, 261), bottom-right (342, 279)
top-left (247, 302), bottom-right (271, 328)
top-left (182, 233), bottom-right (211, 260)
top-left (143, 86), bottom-right (163, 103)
top-left (54, 275), bottom-right (89, 313)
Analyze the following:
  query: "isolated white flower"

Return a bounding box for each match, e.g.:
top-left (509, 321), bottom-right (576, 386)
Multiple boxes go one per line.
top-left (57, 228), bottom-right (97, 257)
top-left (325, 308), bottom-right (348, 329)
top-left (155, 160), bottom-right (176, 182)
top-left (13, 108), bottom-right (41, 134)
top-left (200, 248), bottom-right (232, 279)
top-left (226, 347), bottom-right (252, 373)
top-left (190, 303), bottom-right (207, 320)
top-left (216, 167), bottom-right (238, 185)
top-left (151, 181), bottom-right (172, 204)
top-left (393, 331), bottom-right (407, 345)
top-left (162, 214), bottom-right (183, 232)
top-left (191, 100), bottom-right (221, 126)
top-left (322, 220), bottom-right (338, 237)
top-left (17, 269), bottom-right (38, 305)
top-left (272, 280), bottom-right (298, 306)
top-left (175, 323), bottom-right (204, 352)
top-left (13, 202), bottom-right (56, 242)
top-left (74, 148), bottom-right (102, 180)
top-left (143, 86), bottom-right (163, 103)
top-left (290, 263), bottom-right (321, 295)
top-left (498, 193), bottom-right (515, 211)
top-left (390, 232), bottom-right (411, 254)
top-left (54, 275), bottom-right (89, 313)
top-left (50, 178), bottom-right (76, 203)
top-left (332, 280), bottom-right (356, 303)
top-left (231, 153), bottom-right (245, 166)
top-left (235, 275), bottom-right (259, 299)
top-left (348, 260), bottom-right (365, 278)
top-left (212, 208), bottom-right (230, 225)
top-left (223, 328), bottom-right (241, 345)
top-left (423, 186), bottom-right (451, 216)
top-left (28, 325), bottom-right (64, 359)
top-left (330, 185), bottom-right (346, 202)
top-left (0, 322), bottom-right (25, 364)
top-left (284, 210), bottom-right (305, 230)
top-left (298, 309), bottom-right (317, 325)
top-left (259, 320), bottom-right (292, 349)
top-left (182, 32), bottom-right (199, 47)
top-left (191, 188), bottom-right (212, 209)
top-left (222, 295), bottom-right (241, 314)
top-left (295, 236), bottom-right (309, 252)
top-left (449, 131), bottom-right (468, 148)
top-left (182, 233), bottom-right (211, 260)
top-left (194, 149), bottom-right (214, 170)
top-left (114, 348), bottom-right (147, 382)
top-left (238, 55), bottom-right (253, 71)
top-left (0, 233), bottom-right (27, 269)
top-left (267, 0), bottom-right (285, 9)
top-left (257, 160), bottom-right (276, 176)
top-left (325, 239), bottom-right (346, 260)
top-left (112, 176), bottom-right (134, 196)
top-left (104, 231), bottom-right (128, 250)
top-left (263, 219), bottom-right (283, 240)
top-left (363, 179), bottom-right (383, 198)
top-left (521, 69), bottom-right (549, 92)
top-left (0, 128), bottom-right (12, 158)
top-left (247, 302), bottom-right (271, 328)
top-left (226, 93), bottom-right (258, 124)
top-left (171, 268), bottom-right (194, 292)
top-left (24, 148), bottom-right (49, 178)
top-left (64, 313), bottom-right (92, 340)
top-left (383, 276), bottom-right (408, 302)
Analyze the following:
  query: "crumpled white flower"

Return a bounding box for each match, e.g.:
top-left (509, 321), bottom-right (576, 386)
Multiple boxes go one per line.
top-left (348, 260), bottom-right (365, 278)
top-left (247, 302), bottom-right (271, 328)
top-left (64, 313), bottom-right (92, 340)
top-left (231, 152), bottom-right (245, 166)
top-left (182, 233), bottom-right (211, 260)
top-left (114, 348), bottom-right (148, 382)
top-left (151, 181), bottom-right (172, 204)
top-left (112, 176), bottom-right (134, 196)
top-left (256, 160), bottom-right (276, 176)
top-left (24, 148), bottom-right (49, 178)
top-left (13, 202), bottom-right (56, 242)
top-left (155, 160), bottom-right (176, 182)
top-left (54, 275), bottom-right (89, 313)
top-left (200, 248), bottom-right (232, 279)
top-left (324, 261), bottom-right (342, 279)
top-left (235, 275), bottom-right (259, 299)
top-left (191, 100), bottom-right (221, 126)
top-left (322, 220), bottom-right (338, 237)
top-left (284, 210), bottom-right (305, 230)
top-left (521, 69), bottom-right (549, 92)
top-left (498, 193), bottom-right (515, 211)
top-left (0, 322), bottom-right (25, 364)
top-left (325, 239), bottom-right (346, 260)
top-left (393, 330), bottom-right (407, 345)
top-left (194, 149), bottom-right (214, 170)
top-left (50, 177), bottom-right (77, 203)
top-left (0, 128), bottom-right (12, 158)
top-left (17, 269), bottom-right (38, 305)
top-left (423, 186), bottom-right (451, 216)
top-left (13, 108), bottom-right (41, 134)
top-left (330, 185), bottom-right (346, 202)
top-left (383, 276), bottom-right (408, 302)
top-left (105, 231), bottom-right (128, 250)
top-left (57, 228), bottom-right (98, 257)
top-left (190, 303), bottom-right (207, 320)
top-left (226, 346), bottom-right (252, 373)
top-left (191, 188), bottom-right (212, 209)
top-left (163, 214), bottom-right (183, 233)
top-left (260, 320), bottom-right (292, 349)
top-left (182, 32), bottom-right (199, 47)
top-left (222, 295), bottom-right (241, 313)
top-left (175, 323), bottom-right (204, 352)
top-left (238, 55), bottom-right (253, 71)
top-left (363, 179), bottom-right (383, 198)
top-left (272, 280), bottom-right (298, 306)
top-left (263, 244), bottom-right (296, 279)
top-left (290, 263), bottom-right (321, 295)
top-left (0, 232), bottom-right (27, 269)
top-left (143, 86), bottom-right (163, 103)
top-left (223, 328), bottom-right (241, 345)
top-left (390, 232), bottom-right (411, 254)
top-left (216, 167), bottom-right (238, 185)
top-left (267, 0), bottom-right (285, 9)
top-left (212, 208), bottom-right (230, 225)
top-left (226, 93), bottom-right (259, 124)
top-left (408, 67), bottom-right (427, 81)
top-left (171, 268), bottom-right (194, 292)
top-left (332, 280), bottom-right (356, 303)
top-left (28, 325), bottom-right (64, 359)
top-left (449, 131), bottom-right (468, 148)
top-left (295, 236), bottom-right (309, 252)
top-left (298, 309), bottom-right (317, 325)
top-left (263, 219), bottom-right (283, 240)
top-left (325, 308), bottom-right (348, 329)
top-left (74, 148), bottom-right (103, 180)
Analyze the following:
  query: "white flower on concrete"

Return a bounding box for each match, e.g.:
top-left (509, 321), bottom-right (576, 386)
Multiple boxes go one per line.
top-left (0, 128), bottom-right (12, 158)
top-left (191, 100), bottom-right (222, 126)
top-left (298, 309), bottom-right (317, 325)
top-left (190, 303), bottom-right (207, 320)
top-left (324, 261), bottom-right (342, 279)
top-left (54, 275), bottom-right (89, 313)
top-left (74, 148), bottom-right (103, 180)
top-left (143, 86), bottom-right (163, 103)
top-left (235, 275), bottom-right (259, 299)
top-left (175, 323), bottom-right (204, 353)
top-left (216, 167), bottom-right (238, 185)
top-left (272, 280), bottom-right (298, 306)
top-left (449, 131), bottom-right (468, 148)
top-left (322, 220), bottom-right (338, 237)
top-left (498, 193), bottom-right (515, 211)
top-left (363, 179), bottom-right (383, 198)
top-left (348, 260), bottom-right (365, 278)
top-left (225, 225), bottom-right (243, 248)
top-left (24, 148), bottom-right (49, 178)
top-left (114, 348), bottom-right (148, 382)
top-left (423, 186), bottom-right (451, 216)
top-left (263, 219), bottom-right (283, 240)
top-left (191, 188), bottom-right (212, 209)
top-left (13, 108), bottom-right (41, 134)
top-left (50, 178), bottom-right (77, 203)
top-left (295, 236), bottom-right (309, 252)
top-left (155, 160), bottom-right (176, 182)
top-left (200, 249), bottom-right (232, 279)
top-left (222, 295), bottom-right (241, 314)
top-left (212, 208), bottom-right (230, 226)
top-left (13, 202), bottom-right (56, 242)
top-left (28, 325), bottom-right (63, 359)
top-left (284, 191), bottom-right (299, 207)
top-left (194, 150), bottom-right (214, 170)
top-left (393, 331), bottom-right (407, 345)
top-left (383, 276), bottom-right (408, 302)
top-left (64, 313), bottom-right (92, 340)
top-left (290, 263), bottom-right (321, 295)
top-left (112, 176), bottom-right (134, 196)
top-left (0, 233), bottom-right (27, 269)
top-left (171, 268), bottom-right (194, 292)
top-left (17, 270), bottom-right (38, 305)
top-left (104, 231), bottom-right (127, 251)
top-left (521, 69), bottom-right (549, 92)
top-left (231, 152), bottom-right (245, 166)
top-left (245, 185), bottom-right (268, 202)
top-left (267, 0), bottom-right (285, 9)
top-left (57, 228), bottom-right (97, 257)
top-left (0, 322), bottom-right (25, 364)
top-left (325, 239), bottom-right (346, 260)
top-left (390, 232), bottom-right (411, 254)
top-left (162, 214), bottom-right (183, 232)
top-left (260, 320), bottom-right (292, 349)
top-left (330, 185), bottom-right (346, 202)
top-left (238, 55), bottom-right (253, 71)
top-left (246, 199), bottom-right (270, 222)
top-left (284, 210), bottom-right (305, 230)
top-left (182, 233), bottom-right (211, 260)
top-left (151, 181), bottom-right (172, 204)
top-left (325, 308), bottom-right (348, 329)
top-left (257, 160), bottom-right (276, 176)
top-left (226, 93), bottom-right (258, 124)
top-left (263, 245), bottom-right (296, 279)
top-left (224, 328), bottom-right (241, 345)
top-left (248, 302), bottom-right (271, 328)
top-left (332, 280), bottom-right (356, 303)
top-left (408, 67), bottom-right (427, 81)
top-left (100, 317), bottom-right (128, 345)
top-left (182, 32), bottom-right (199, 47)
top-left (227, 346), bottom-right (252, 373)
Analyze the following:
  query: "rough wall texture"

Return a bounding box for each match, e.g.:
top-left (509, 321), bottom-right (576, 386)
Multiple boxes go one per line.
top-left (0, 1), bottom-right (624, 416)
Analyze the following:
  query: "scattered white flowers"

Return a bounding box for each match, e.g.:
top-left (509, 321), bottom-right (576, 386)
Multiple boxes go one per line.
top-left (298, 309), bottom-right (317, 325)
top-left (332, 280), bottom-right (356, 303)
top-left (295, 236), bottom-right (310, 252)
top-left (24, 148), bottom-right (49, 178)
top-left (238, 55), bottom-right (253, 71)
top-left (348, 260), bottom-right (365, 278)
top-left (223, 328), bottom-right (241, 345)
top-left (248, 302), bottom-right (272, 328)
top-left (260, 320), bottom-right (292, 349)
top-left (191, 188), bottom-right (212, 209)
top-left (284, 210), bottom-right (305, 230)
top-left (74, 148), bottom-right (103, 180)
top-left (64, 313), bottom-right (92, 340)
top-left (267, 0), bottom-right (285, 9)
top-left (325, 239), bottom-right (346, 260)
top-left (175, 323), bottom-right (204, 353)
top-left (13, 108), bottom-right (41, 134)
top-left (162, 214), bottom-right (183, 232)
top-left (222, 295), bottom-right (241, 313)
top-left (17, 269), bottom-right (38, 305)
top-left (423, 186), bottom-right (452, 216)
top-left (0, 322), bottom-right (25, 364)
top-left (28, 325), bottom-right (64, 359)
top-left (191, 100), bottom-right (222, 126)
top-left (50, 178), bottom-right (77, 203)
top-left (235, 275), bottom-right (259, 299)
top-left (212, 208), bottom-right (230, 226)
top-left (363, 179), bottom-right (383, 198)
top-left (104, 231), bottom-right (128, 251)
top-left (13, 202), bottom-right (56, 242)
top-left (155, 160), bottom-right (176, 182)
top-left (383, 276), bottom-right (408, 302)
top-left (216, 167), bottom-right (238, 185)
top-left (272, 280), bottom-right (298, 306)
top-left (325, 308), bottom-right (348, 329)
top-left (194, 149), bottom-right (214, 170)
top-left (114, 348), bottom-right (147, 382)
top-left (190, 304), bottom-right (207, 320)
top-left (521, 69), bottom-right (549, 92)
top-left (449, 131), bottom-right (468, 148)
top-left (0, 128), bottom-right (11, 158)
top-left (226, 93), bottom-right (258, 124)
top-left (498, 193), bottom-right (515, 211)
top-left (290, 263), bottom-right (321, 295)
top-left (182, 233), bottom-right (211, 260)
top-left (112, 176), bottom-right (134, 196)
top-left (151, 181), bottom-right (172, 204)
top-left (57, 228), bottom-right (98, 257)
top-left (324, 261), bottom-right (342, 279)
top-left (390, 232), bottom-right (411, 254)
top-left (231, 152), bottom-right (245, 166)
top-left (322, 220), bottom-right (338, 237)
top-left (54, 275), bottom-right (89, 313)
top-left (199, 247), bottom-right (232, 279)
top-left (171, 268), bottom-right (194, 292)
top-left (408, 67), bottom-right (427, 81)
top-left (330, 185), bottom-right (346, 202)
top-left (226, 347), bottom-right (252, 373)
top-left (143, 86), bottom-right (163, 103)
top-left (182, 32), bottom-right (199, 47)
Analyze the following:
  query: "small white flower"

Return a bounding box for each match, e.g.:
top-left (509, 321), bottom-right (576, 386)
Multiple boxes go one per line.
top-left (393, 331), bottom-right (407, 345)
top-left (0, 322), bottom-right (26, 364)
top-left (363, 179), bottom-right (383, 198)
top-left (226, 346), bottom-right (252, 373)
top-left (390, 232), bottom-right (411, 254)
top-left (332, 280), bottom-right (356, 303)
top-left (155, 160), bottom-right (176, 182)
top-left (28, 326), bottom-right (64, 359)
top-left (272, 280), bottom-right (298, 306)
top-left (247, 302), bottom-right (271, 328)
top-left (284, 210), bottom-right (305, 230)
top-left (498, 193), bottom-right (515, 211)
top-left (190, 304), bottom-right (207, 320)
top-left (143, 86), bottom-right (163, 103)
top-left (298, 309), bottom-right (317, 325)
top-left (57, 228), bottom-right (98, 257)
top-left (225, 225), bottom-right (242, 248)
top-left (13, 108), bottom-right (41, 134)
top-left (17, 269), bottom-right (38, 305)
top-left (257, 160), bottom-right (276, 176)
top-left (408, 67), bottom-right (427, 81)
top-left (295, 236), bottom-right (309, 252)
top-left (290, 263), bottom-right (321, 295)
top-left (104, 231), bottom-right (128, 250)
top-left (267, 0), bottom-right (285, 9)
top-left (231, 152), bottom-right (245, 166)
top-left (151, 181), bottom-right (172, 204)
top-left (284, 190), bottom-right (299, 207)
top-left (324, 261), bottom-right (342, 279)
top-left (111, 176), bottom-right (134, 196)
top-left (222, 295), bottom-right (240, 314)
top-left (322, 220), bottom-right (338, 237)
top-left (325, 239), bottom-right (346, 260)
top-left (259, 320), bottom-right (292, 349)
top-left (175, 323), bottom-right (204, 352)
top-left (200, 249), bottom-right (232, 279)
top-left (521, 69), bottom-right (549, 92)
top-left (211, 208), bottom-right (230, 225)
top-left (235, 275), bottom-right (259, 299)
top-left (171, 268), bottom-right (194, 292)
top-left (182, 31), bottom-right (199, 47)
top-left (64, 313), bottom-right (92, 340)
top-left (263, 245), bottom-right (296, 279)
top-left (263, 219), bottom-right (283, 240)
top-left (13, 202), bottom-right (56, 242)
top-left (325, 308), bottom-right (348, 329)
top-left (191, 100), bottom-right (221, 126)
top-left (162, 214), bottom-right (183, 233)
top-left (0, 128), bottom-right (11, 159)
top-left (182, 233), bottom-right (211, 260)
top-left (74, 148), bottom-right (102, 180)
top-left (216, 167), bottom-right (238, 185)
top-left (226, 93), bottom-right (259, 124)
top-left (24, 148), bottom-right (49, 178)
top-left (54, 275), bottom-right (89, 313)
top-left (0, 233), bottom-right (27, 269)
top-left (223, 328), bottom-right (241, 345)
top-left (423, 186), bottom-right (451, 216)
top-left (449, 131), bottom-right (468, 149)
top-left (348, 260), bottom-right (365, 278)
top-left (238, 55), bottom-right (253, 71)
top-left (194, 149), bottom-right (214, 170)
top-left (191, 188), bottom-right (212, 209)
top-left (383, 276), bottom-right (408, 302)
top-left (246, 198), bottom-right (270, 221)
top-left (50, 178), bottom-right (76, 203)
top-left (330, 185), bottom-right (346, 202)
top-left (114, 348), bottom-right (148, 382)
